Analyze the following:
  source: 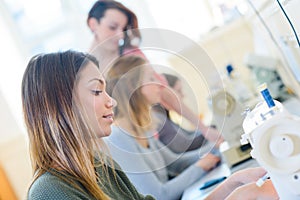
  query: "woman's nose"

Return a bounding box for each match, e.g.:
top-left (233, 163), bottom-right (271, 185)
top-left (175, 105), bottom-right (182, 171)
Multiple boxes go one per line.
top-left (116, 30), bottom-right (125, 40)
top-left (112, 98), bottom-right (117, 107)
top-left (107, 97), bottom-right (117, 108)
top-left (154, 73), bottom-right (168, 86)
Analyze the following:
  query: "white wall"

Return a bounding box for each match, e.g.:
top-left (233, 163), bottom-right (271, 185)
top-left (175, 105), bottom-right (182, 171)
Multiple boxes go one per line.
top-left (167, 0), bottom-right (300, 123)
top-left (0, 7), bottom-right (31, 199)
top-left (168, 18), bottom-right (254, 123)
top-left (248, 0), bottom-right (300, 97)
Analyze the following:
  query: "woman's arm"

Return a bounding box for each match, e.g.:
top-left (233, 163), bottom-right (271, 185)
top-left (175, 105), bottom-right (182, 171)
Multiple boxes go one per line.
top-left (107, 127), bottom-right (210, 200)
top-left (205, 167), bottom-right (278, 200)
top-left (156, 139), bottom-right (219, 174)
top-left (160, 86), bottom-right (224, 146)
top-left (225, 180), bottom-right (278, 200)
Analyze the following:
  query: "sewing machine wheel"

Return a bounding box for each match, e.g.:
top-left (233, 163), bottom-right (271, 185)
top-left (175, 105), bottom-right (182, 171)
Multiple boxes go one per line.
top-left (212, 91), bottom-right (236, 116)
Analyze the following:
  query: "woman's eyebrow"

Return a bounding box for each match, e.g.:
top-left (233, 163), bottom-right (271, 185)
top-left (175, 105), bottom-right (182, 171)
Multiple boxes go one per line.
top-left (88, 78), bottom-right (104, 85)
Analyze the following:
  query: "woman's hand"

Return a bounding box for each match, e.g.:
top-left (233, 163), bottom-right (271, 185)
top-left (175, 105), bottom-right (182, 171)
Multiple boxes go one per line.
top-left (205, 167), bottom-right (279, 200)
top-left (160, 85), bottom-right (180, 111)
top-left (196, 153), bottom-right (221, 171)
top-left (230, 167), bottom-right (267, 185)
top-left (226, 180), bottom-right (279, 200)
top-left (201, 127), bottom-right (224, 148)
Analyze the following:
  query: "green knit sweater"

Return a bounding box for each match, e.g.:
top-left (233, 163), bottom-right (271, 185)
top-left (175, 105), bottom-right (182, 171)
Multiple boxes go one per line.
top-left (27, 162), bottom-right (155, 200)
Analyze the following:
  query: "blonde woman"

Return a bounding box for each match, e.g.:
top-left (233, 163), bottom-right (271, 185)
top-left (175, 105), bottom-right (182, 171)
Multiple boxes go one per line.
top-left (105, 56), bottom-right (279, 200)
top-left (22, 51), bottom-right (154, 199)
top-left (105, 56), bottom-right (221, 200)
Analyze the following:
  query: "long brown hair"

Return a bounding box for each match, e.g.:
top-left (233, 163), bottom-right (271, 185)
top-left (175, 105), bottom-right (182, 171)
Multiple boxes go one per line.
top-left (22, 51), bottom-right (109, 199)
top-left (106, 56), bottom-right (153, 136)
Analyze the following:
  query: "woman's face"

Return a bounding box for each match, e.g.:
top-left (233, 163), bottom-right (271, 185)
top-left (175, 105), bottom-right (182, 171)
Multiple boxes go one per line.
top-left (93, 9), bottom-right (128, 51)
top-left (76, 62), bottom-right (115, 137)
top-left (141, 67), bottom-right (162, 105)
top-left (172, 79), bottom-right (184, 99)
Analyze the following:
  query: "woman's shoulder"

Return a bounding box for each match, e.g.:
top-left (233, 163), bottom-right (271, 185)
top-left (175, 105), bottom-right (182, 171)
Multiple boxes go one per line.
top-left (96, 162), bottom-right (155, 200)
top-left (27, 172), bottom-right (91, 200)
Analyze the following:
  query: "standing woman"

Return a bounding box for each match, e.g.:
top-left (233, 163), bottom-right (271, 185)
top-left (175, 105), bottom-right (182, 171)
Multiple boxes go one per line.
top-left (22, 50), bottom-right (154, 200)
top-left (86, 0), bottom-right (223, 146)
top-left (87, 0), bottom-right (141, 75)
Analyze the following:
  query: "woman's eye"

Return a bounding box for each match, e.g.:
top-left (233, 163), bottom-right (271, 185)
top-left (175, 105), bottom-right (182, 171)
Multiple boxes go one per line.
top-left (150, 76), bottom-right (158, 82)
top-left (109, 26), bottom-right (117, 31)
top-left (92, 90), bottom-right (102, 96)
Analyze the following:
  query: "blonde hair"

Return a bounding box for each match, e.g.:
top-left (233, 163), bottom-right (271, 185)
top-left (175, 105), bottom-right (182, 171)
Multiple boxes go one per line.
top-left (22, 51), bottom-right (110, 199)
top-left (106, 56), bottom-right (154, 136)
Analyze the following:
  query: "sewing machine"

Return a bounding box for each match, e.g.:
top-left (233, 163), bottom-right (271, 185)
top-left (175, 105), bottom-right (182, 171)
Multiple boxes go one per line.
top-left (209, 90), bottom-right (252, 168)
top-left (241, 84), bottom-right (300, 199)
top-left (245, 53), bottom-right (292, 102)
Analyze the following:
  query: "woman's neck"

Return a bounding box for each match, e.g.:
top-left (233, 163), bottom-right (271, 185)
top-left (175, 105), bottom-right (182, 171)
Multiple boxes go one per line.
top-left (115, 117), bottom-right (150, 148)
top-left (114, 117), bottom-right (138, 136)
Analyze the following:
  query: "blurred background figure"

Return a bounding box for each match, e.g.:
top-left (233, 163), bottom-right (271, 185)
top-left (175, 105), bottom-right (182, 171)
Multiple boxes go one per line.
top-left (87, 0), bottom-right (140, 74)
top-left (153, 73), bottom-right (214, 153)
top-left (106, 56), bottom-right (221, 200)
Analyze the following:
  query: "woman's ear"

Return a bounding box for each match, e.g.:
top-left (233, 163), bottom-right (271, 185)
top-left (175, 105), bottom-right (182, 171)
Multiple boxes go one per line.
top-left (88, 18), bottom-right (99, 33)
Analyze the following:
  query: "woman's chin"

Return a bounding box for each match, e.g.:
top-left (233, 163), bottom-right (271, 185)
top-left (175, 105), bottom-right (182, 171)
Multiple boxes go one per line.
top-left (102, 128), bottom-right (112, 138)
top-left (95, 129), bottom-right (111, 138)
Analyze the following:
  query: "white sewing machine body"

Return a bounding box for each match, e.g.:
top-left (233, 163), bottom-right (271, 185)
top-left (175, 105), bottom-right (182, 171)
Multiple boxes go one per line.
top-left (209, 90), bottom-right (252, 168)
top-left (241, 100), bottom-right (300, 200)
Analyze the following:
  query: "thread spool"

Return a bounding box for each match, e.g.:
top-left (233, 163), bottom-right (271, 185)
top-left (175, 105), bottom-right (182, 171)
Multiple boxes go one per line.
top-left (259, 83), bottom-right (275, 108)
